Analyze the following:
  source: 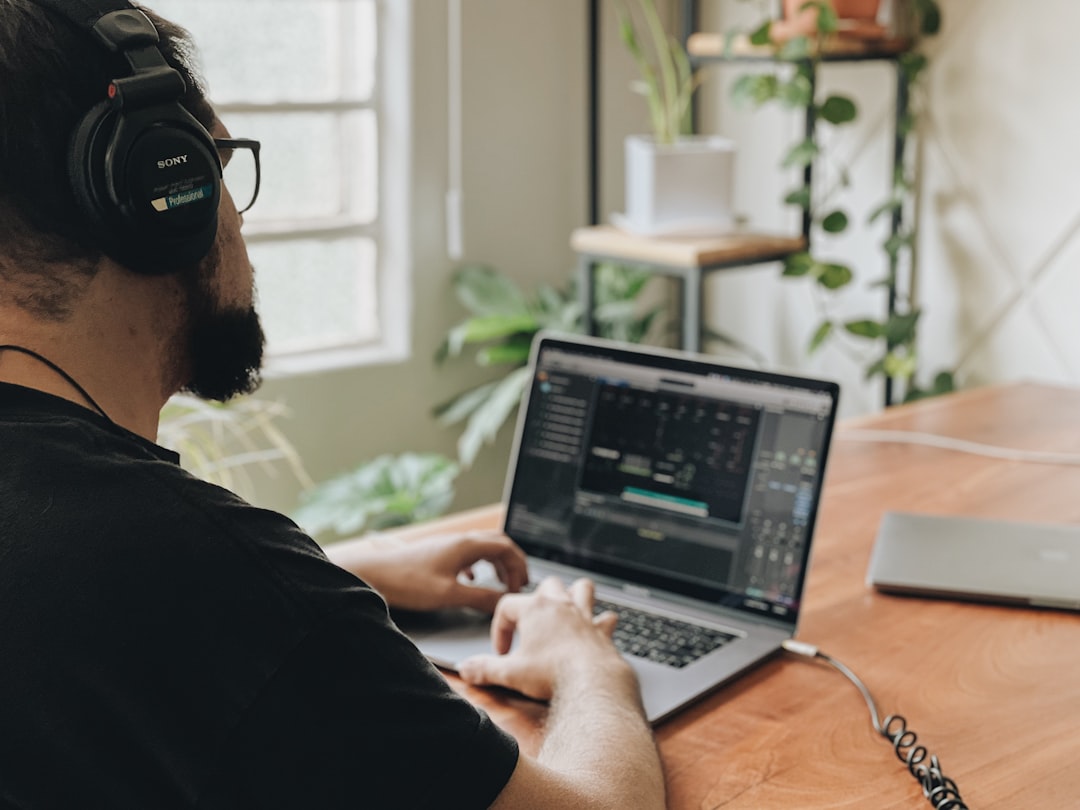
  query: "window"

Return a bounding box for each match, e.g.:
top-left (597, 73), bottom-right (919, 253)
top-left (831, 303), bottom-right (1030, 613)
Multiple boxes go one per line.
top-left (152, 0), bottom-right (411, 373)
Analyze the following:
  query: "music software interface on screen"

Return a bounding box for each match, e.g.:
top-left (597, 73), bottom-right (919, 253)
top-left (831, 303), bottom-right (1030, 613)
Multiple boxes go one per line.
top-left (506, 348), bottom-right (833, 616)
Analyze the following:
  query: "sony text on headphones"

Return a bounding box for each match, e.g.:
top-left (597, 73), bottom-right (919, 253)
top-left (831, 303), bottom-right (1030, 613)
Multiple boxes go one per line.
top-left (31, 0), bottom-right (222, 274)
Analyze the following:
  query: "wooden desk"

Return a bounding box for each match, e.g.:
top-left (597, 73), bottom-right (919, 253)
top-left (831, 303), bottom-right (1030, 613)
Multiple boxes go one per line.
top-left (388, 383), bottom-right (1080, 807)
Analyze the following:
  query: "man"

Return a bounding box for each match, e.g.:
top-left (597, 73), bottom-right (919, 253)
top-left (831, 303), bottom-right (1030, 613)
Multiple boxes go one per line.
top-left (0, 1), bottom-right (665, 808)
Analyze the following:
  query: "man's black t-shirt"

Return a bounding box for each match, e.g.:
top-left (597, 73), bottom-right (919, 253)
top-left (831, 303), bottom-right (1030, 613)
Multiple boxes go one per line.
top-left (0, 383), bottom-right (518, 809)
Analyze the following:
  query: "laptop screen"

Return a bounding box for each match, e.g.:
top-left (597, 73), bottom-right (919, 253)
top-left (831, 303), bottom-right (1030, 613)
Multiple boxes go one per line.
top-left (503, 335), bottom-right (840, 625)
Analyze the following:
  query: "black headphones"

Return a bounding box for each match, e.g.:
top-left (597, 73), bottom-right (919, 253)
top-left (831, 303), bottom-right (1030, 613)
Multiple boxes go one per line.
top-left (31, 0), bottom-right (221, 274)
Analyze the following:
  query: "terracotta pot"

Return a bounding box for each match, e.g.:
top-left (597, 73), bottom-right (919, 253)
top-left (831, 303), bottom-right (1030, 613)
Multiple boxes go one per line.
top-left (776, 0), bottom-right (882, 40)
top-left (833, 0), bottom-right (882, 20)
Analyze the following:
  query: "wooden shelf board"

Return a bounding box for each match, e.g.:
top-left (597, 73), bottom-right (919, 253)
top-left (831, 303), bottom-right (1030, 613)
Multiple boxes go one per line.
top-left (688, 31), bottom-right (912, 61)
top-left (571, 225), bottom-right (805, 270)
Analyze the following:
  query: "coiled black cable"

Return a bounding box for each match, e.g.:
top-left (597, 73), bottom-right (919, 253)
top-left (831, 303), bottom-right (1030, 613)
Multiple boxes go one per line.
top-left (782, 640), bottom-right (969, 810)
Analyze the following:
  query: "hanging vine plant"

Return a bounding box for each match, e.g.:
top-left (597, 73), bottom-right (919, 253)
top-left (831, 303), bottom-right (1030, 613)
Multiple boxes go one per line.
top-left (729, 0), bottom-right (951, 403)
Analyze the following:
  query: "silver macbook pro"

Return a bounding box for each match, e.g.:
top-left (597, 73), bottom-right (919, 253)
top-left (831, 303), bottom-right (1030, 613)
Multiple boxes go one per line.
top-left (868, 511), bottom-right (1080, 611)
top-left (399, 333), bottom-right (840, 723)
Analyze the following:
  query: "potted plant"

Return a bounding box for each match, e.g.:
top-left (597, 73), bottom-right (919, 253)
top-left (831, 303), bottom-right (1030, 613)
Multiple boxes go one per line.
top-left (729, 0), bottom-right (949, 403)
top-left (615, 0), bottom-right (736, 236)
top-left (158, 394), bottom-right (314, 503)
top-left (773, 0), bottom-right (885, 42)
top-left (434, 263), bottom-right (663, 467)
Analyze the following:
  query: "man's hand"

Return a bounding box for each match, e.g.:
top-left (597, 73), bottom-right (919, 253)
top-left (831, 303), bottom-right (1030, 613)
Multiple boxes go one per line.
top-left (326, 531), bottom-right (529, 613)
top-left (458, 577), bottom-right (628, 701)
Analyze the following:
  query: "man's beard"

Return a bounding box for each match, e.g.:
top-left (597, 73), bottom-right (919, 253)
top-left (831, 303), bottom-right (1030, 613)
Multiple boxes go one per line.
top-left (179, 243), bottom-right (266, 402)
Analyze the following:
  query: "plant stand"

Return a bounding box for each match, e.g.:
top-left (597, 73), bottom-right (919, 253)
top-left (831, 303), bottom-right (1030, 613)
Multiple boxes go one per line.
top-left (582, 0), bottom-right (914, 404)
top-left (572, 226), bottom-right (804, 351)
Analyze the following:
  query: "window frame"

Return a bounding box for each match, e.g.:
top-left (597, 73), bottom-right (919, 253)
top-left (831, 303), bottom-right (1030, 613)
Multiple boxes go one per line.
top-left (211, 0), bottom-right (413, 376)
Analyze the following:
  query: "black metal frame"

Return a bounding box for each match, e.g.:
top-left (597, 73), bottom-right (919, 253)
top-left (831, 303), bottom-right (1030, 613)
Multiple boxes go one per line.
top-left (214, 137), bottom-right (262, 214)
top-left (583, 0), bottom-right (911, 405)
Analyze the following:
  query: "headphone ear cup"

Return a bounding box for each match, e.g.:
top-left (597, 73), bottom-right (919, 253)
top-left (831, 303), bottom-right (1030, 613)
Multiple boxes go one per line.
top-left (119, 118), bottom-right (221, 271)
top-left (67, 102), bottom-right (221, 275)
top-left (67, 100), bottom-right (117, 239)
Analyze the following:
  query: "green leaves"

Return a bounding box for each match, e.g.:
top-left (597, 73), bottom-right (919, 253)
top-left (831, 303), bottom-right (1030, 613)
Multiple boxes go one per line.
top-left (778, 74), bottom-right (814, 107)
top-left (777, 35), bottom-right (811, 62)
top-left (732, 73), bottom-right (781, 108)
top-left (884, 311), bottom-right (921, 349)
top-left (844, 319), bottom-right (884, 339)
top-left (615, 0), bottom-right (697, 144)
top-left (440, 314), bottom-right (539, 362)
top-left (904, 370), bottom-right (956, 403)
top-left (783, 253), bottom-right (852, 290)
top-left (808, 1), bottom-right (839, 35)
top-left (782, 252), bottom-right (815, 277)
top-left (292, 453), bottom-right (460, 539)
top-left (821, 210), bottom-right (848, 233)
top-left (818, 95), bottom-right (857, 125)
top-left (784, 186), bottom-right (812, 209)
top-left (883, 231), bottom-right (915, 262)
top-left (782, 138), bottom-right (819, 169)
top-left (913, 0), bottom-right (942, 35)
top-left (841, 313), bottom-right (924, 385)
top-left (808, 320), bottom-right (833, 354)
top-left (476, 334), bottom-right (533, 366)
top-left (882, 351), bottom-right (918, 380)
top-left (869, 195), bottom-right (902, 226)
top-left (900, 52), bottom-right (930, 86)
top-left (435, 263), bottom-right (662, 466)
top-left (748, 20), bottom-right (772, 46)
top-left (451, 263), bottom-right (529, 318)
top-left (843, 312), bottom-right (921, 349)
top-left (818, 263), bottom-right (853, 289)
top-left (435, 266), bottom-right (538, 363)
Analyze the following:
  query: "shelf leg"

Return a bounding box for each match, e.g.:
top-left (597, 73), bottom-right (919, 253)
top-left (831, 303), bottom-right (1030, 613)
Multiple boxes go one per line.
top-left (578, 254), bottom-right (597, 337)
top-left (682, 267), bottom-right (702, 352)
top-left (885, 63), bottom-right (911, 408)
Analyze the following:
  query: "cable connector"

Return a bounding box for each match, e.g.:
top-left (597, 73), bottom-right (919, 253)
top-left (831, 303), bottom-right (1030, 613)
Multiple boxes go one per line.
top-left (782, 639), bottom-right (969, 809)
top-left (781, 638), bottom-right (820, 658)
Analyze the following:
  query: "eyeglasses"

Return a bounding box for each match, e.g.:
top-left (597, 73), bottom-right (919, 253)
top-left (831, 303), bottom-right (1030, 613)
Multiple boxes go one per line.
top-left (214, 138), bottom-right (261, 214)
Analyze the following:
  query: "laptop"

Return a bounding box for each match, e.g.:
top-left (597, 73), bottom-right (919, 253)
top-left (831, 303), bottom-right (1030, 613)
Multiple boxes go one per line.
top-left (867, 511), bottom-right (1080, 611)
top-left (400, 333), bottom-right (840, 723)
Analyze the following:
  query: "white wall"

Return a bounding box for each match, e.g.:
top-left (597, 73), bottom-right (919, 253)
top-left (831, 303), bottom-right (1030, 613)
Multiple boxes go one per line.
top-left (917, 0), bottom-right (1080, 388)
top-left (696, 0), bottom-right (1080, 417)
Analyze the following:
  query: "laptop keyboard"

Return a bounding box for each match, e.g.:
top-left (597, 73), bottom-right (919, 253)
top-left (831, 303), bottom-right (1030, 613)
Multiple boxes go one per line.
top-left (593, 598), bottom-right (737, 669)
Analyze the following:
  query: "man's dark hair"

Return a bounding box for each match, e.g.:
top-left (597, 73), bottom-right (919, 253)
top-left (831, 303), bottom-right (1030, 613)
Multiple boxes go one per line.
top-left (0, 0), bottom-right (216, 318)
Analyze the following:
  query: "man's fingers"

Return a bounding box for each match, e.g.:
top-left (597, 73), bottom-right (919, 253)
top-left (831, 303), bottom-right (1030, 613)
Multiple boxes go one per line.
top-left (457, 654), bottom-right (509, 687)
top-left (458, 534), bottom-right (529, 590)
top-left (492, 558), bottom-right (528, 594)
top-left (449, 581), bottom-right (503, 614)
top-left (594, 610), bottom-right (619, 637)
top-left (489, 592), bottom-right (528, 654)
top-left (569, 577), bottom-right (596, 615)
top-left (458, 654), bottom-right (551, 701)
top-left (534, 575), bottom-right (569, 598)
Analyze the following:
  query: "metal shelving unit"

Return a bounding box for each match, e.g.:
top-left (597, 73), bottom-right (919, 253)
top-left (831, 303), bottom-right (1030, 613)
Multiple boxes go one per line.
top-left (581, 2), bottom-right (913, 403)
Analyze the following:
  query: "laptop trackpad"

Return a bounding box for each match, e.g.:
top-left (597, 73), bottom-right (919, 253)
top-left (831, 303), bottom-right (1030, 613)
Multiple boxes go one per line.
top-left (392, 607), bottom-right (494, 670)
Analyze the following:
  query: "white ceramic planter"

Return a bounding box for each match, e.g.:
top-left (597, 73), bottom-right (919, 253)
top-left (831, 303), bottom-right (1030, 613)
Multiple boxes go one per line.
top-left (617, 134), bottom-right (737, 237)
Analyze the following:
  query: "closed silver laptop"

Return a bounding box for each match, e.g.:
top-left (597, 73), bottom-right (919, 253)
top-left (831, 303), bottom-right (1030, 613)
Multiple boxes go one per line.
top-left (868, 511), bottom-right (1080, 611)
top-left (401, 334), bottom-right (840, 723)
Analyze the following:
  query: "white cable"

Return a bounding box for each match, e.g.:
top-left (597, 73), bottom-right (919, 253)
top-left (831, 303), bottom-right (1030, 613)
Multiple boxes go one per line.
top-left (839, 428), bottom-right (1080, 466)
top-left (445, 0), bottom-right (464, 260)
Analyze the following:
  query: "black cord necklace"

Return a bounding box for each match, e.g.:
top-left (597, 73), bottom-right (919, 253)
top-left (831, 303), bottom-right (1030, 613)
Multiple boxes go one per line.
top-left (0, 344), bottom-right (113, 424)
